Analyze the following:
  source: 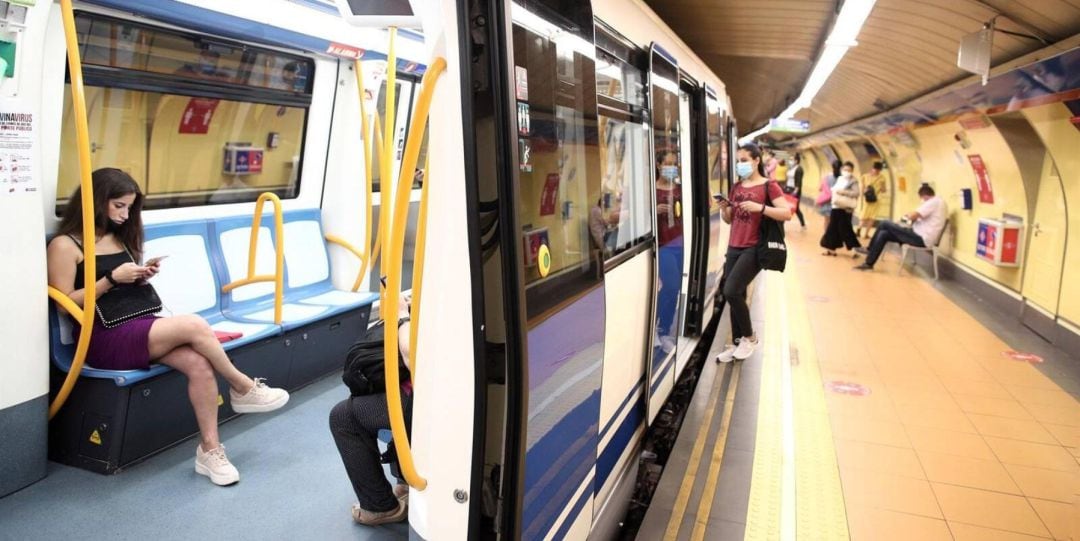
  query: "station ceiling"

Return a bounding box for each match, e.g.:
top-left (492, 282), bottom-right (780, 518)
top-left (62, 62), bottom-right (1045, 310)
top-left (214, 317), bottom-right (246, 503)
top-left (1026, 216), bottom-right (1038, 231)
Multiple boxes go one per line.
top-left (644, 0), bottom-right (1080, 137)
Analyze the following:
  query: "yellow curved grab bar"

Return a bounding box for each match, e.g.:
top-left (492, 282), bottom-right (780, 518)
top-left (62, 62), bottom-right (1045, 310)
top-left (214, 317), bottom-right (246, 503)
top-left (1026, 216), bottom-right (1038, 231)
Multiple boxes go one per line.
top-left (49, 0), bottom-right (98, 420)
top-left (47, 287), bottom-right (84, 322)
top-left (221, 192), bottom-right (284, 324)
top-left (384, 55), bottom-right (447, 491)
top-left (407, 153), bottom-right (430, 377)
top-left (325, 234), bottom-right (365, 260)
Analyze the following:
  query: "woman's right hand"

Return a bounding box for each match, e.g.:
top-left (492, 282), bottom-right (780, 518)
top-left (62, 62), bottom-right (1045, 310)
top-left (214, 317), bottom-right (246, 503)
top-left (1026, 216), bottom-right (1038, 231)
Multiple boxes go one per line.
top-left (111, 262), bottom-right (149, 284)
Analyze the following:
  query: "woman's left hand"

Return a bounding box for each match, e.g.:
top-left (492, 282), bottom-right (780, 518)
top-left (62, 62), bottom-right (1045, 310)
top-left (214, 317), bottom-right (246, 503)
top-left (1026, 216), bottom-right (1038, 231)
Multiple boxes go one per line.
top-left (738, 200), bottom-right (763, 213)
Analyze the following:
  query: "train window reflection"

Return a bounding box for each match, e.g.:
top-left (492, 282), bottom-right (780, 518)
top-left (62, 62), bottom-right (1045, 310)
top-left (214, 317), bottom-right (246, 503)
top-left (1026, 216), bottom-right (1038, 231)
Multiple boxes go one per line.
top-left (597, 116), bottom-right (652, 257)
top-left (512, 21), bottom-right (602, 319)
top-left (57, 87), bottom-right (306, 210)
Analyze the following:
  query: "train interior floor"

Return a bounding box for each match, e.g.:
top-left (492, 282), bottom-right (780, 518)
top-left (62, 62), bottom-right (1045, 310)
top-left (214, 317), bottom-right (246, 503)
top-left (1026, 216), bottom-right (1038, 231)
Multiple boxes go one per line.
top-left (0, 373), bottom-right (409, 540)
top-left (640, 213), bottom-right (1080, 541)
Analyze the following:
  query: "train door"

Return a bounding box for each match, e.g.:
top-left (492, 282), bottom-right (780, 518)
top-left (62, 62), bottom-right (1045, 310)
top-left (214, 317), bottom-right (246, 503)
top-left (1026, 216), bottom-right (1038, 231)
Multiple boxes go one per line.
top-left (672, 76), bottom-right (698, 378)
top-left (1020, 151), bottom-right (1068, 332)
top-left (681, 80), bottom-right (717, 340)
top-left (647, 44), bottom-right (682, 422)
top-left (701, 89), bottom-right (729, 321)
top-left (476, 1), bottom-right (608, 538)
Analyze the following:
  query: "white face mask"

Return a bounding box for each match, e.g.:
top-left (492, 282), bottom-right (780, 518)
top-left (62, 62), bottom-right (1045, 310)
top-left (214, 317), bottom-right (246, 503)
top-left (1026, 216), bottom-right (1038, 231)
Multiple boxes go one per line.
top-left (842, 170), bottom-right (853, 178)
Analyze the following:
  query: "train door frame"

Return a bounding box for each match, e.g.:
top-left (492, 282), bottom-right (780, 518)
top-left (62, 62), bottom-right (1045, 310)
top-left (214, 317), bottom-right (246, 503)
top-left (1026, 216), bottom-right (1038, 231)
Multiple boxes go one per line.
top-left (681, 77), bottom-right (710, 338)
top-left (645, 42), bottom-right (681, 424)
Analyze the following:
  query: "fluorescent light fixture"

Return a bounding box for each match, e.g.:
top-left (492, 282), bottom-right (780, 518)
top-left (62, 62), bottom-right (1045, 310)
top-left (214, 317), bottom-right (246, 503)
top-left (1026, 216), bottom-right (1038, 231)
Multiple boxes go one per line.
top-left (776, 0), bottom-right (877, 121)
top-left (738, 125), bottom-right (770, 145)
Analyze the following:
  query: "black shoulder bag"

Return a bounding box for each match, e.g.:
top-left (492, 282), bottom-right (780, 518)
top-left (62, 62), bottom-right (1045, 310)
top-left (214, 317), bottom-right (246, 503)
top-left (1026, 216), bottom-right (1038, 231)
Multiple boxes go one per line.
top-left (757, 181), bottom-right (788, 272)
top-left (864, 183), bottom-right (878, 204)
top-left (94, 248), bottom-right (163, 328)
top-left (342, 321), bottom-right (411, 396)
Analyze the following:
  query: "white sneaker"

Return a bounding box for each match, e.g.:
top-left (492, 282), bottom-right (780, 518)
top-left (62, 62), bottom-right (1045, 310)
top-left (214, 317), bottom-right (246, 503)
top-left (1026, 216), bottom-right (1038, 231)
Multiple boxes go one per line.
top-left (732, 337), bottom-right (759, 360)
top-left (195, 444), bottom-right (239, 486)
top-left (716, 344), bottom-right (736, 363)
top-left (230, 378), bottom-right (289, 413)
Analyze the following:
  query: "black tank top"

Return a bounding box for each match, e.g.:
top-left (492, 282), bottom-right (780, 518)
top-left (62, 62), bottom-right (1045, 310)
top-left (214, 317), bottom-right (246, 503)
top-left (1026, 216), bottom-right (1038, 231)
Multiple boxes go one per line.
top-left (68, 235), bottom-right (134, 288)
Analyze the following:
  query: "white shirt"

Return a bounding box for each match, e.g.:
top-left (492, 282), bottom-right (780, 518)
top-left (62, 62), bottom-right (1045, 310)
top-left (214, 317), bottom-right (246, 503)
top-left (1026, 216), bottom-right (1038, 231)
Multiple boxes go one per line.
top-left (913, 196), bottom-right (947, 246)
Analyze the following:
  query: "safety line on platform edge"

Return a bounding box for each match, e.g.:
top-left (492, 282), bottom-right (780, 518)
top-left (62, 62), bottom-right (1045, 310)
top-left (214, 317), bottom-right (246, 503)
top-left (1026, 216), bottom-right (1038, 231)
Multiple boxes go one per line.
top-left (690, 361), bottom-right (741, 541)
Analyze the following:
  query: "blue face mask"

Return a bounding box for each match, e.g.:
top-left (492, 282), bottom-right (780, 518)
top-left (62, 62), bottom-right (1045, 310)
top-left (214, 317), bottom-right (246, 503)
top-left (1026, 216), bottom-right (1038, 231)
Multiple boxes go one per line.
top-left (736, 161), bottom-right (754, 179)
top-left (660, 165), bottom-right (679, 181)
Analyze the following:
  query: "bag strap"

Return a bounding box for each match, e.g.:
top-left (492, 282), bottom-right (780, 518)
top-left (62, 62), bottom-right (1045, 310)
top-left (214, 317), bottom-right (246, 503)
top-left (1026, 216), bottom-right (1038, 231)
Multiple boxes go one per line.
top-left (66, 234), bottom-right (83, 250)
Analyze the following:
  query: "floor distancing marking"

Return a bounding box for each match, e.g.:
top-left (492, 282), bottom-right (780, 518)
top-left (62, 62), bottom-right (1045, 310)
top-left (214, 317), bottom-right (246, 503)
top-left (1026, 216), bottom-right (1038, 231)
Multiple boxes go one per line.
top-left (663, 362), bottom-right (730, 541)
top-left (690, 362), bottom-right (741, 541)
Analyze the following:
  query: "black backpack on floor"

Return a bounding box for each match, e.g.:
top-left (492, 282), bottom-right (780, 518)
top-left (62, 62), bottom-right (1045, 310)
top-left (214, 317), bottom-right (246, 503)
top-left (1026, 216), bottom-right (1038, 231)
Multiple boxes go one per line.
top-left (342, 321), bottom-right (409, 396)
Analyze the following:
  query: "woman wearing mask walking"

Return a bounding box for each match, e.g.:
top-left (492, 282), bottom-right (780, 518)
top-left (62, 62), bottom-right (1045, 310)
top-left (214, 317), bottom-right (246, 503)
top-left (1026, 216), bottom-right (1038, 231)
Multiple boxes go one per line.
top-left (820, 161), bottom-right (862, 256)
top-left (715, 143), bottom-right (792, 362)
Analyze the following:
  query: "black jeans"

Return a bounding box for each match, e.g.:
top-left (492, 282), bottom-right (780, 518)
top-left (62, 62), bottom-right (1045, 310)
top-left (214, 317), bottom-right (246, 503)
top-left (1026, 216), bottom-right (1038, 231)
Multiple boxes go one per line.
top-left (721, 246), bottom-right (762, 340)
top-left (866, 221), bottom-right (925, 267)
top-left (329, 393), bottom-right (412, 512)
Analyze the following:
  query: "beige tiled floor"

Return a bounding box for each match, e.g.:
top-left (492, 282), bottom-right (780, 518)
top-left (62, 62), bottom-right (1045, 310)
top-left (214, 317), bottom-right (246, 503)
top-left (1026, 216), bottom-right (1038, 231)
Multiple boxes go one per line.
top-left (785, 219), bottom-right (1080, 540)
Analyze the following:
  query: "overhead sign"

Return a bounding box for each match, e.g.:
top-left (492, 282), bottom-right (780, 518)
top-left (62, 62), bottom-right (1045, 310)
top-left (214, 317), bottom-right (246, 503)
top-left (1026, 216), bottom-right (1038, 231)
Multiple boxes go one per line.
top-left (769, 118), bottom-right (810, 133)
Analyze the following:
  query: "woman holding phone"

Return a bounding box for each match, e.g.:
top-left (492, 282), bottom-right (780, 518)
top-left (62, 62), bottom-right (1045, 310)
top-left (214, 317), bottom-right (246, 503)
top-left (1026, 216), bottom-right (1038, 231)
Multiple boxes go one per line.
top-left (715, 143), bottom-right (792, 362)
top-left (47, 168), bottom-right (289, 486)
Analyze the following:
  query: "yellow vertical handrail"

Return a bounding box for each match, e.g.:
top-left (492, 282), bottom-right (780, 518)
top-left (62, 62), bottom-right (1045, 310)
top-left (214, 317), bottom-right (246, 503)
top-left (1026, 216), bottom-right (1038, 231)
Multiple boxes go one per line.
top-left (49, 0), bottom-right (97, 420)
top-left (221, 192), bottom-right (284, 325)
top-left (384, 56), bottom-right (446, 491)
top-left (378, 27), bottom-right (398, 321)
top-left (407, 153), bottom-right (430, 377)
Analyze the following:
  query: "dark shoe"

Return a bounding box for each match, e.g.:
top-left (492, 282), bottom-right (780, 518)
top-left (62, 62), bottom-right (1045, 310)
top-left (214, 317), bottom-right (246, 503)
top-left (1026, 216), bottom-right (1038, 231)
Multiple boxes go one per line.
top-left (854, 264), bottom-right (873, 271)
top-left (352, 501), bottom-right (407, 525)
top-left (854, 247), bottom-right (868, 255)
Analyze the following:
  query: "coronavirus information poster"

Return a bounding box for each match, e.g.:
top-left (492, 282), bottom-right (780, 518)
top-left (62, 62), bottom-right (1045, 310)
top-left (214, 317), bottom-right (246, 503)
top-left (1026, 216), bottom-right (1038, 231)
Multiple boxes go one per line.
top-left (0, 109), bottom-right (35, 196)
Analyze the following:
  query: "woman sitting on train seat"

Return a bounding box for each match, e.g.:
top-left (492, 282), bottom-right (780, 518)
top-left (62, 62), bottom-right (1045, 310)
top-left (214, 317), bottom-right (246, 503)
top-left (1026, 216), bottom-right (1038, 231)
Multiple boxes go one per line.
top-left (716, 143), bottom-right (792, 363)
top-left (329, 295), bottom-right (413, 526)
top-left (46, 168), bottom-right (289, 487)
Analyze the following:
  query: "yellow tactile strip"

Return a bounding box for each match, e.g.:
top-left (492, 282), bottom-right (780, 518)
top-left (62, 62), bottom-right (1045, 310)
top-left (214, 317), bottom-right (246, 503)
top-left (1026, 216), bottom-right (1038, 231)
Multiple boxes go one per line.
top-left (744, 255), bottom-right (849, 541)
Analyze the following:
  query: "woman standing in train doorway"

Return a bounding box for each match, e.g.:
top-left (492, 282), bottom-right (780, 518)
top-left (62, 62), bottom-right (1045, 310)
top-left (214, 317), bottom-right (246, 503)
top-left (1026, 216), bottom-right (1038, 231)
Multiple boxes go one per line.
top-left (47, 168), bottom-right (290, 487)
top-left (715, 143), bottom-right (792, 362)
top-left (820, 161), bottom-right (862, 256)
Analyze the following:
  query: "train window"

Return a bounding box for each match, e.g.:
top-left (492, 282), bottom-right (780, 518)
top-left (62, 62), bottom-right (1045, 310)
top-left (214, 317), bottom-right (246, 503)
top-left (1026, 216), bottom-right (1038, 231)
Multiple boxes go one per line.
top-left (597, 116), bottom-right (652, 258)
top-left (705, 95), bottom-right (728, 197)
top-left (511, 19), bottom-right (602, 319)
top-left (56, 13), bottom-right (313, 212)
top-left (370, 79), bottom-right (418, 192)
top-left (650, 49), bottom-right (682, 253)
top-left (595, 49), bottom-right (644, 109)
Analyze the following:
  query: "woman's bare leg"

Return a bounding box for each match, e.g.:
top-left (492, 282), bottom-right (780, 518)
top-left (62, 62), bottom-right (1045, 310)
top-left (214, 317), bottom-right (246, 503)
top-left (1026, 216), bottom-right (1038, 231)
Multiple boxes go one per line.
top-left (157, 346), bottom-right (220, 450)
top-left (149, 315), bottom-right (252, 394)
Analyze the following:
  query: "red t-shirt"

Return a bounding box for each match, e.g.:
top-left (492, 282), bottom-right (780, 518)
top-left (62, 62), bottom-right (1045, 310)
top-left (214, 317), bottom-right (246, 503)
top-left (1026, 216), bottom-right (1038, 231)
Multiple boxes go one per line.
top-left (729, 181), bottom-right (785, 248)
top-left (657, 184), bottom-right (683, 246)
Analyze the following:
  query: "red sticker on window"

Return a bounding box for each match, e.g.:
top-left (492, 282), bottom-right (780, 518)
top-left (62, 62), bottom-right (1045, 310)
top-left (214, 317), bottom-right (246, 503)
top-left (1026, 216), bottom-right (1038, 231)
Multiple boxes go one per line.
top-left (825, 381), bottom-right (871, 396)
top-left (178, 98), bottom-right (219, 134)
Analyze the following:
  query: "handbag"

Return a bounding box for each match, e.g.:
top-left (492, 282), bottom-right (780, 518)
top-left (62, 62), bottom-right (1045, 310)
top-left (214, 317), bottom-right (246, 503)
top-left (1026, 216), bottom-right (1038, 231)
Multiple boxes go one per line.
top-left (815, 179), bottom-right (832, 206)
top-left (757, 182), bottom-right (787, 272)
top-left (864, 184), bottom-right (878, 204)
top-left (832, 180), bottom-right (859, 210)
top-left (342, 321), bottom-right (410, 396)
top-left (95, 283), bottom-right (163, 328)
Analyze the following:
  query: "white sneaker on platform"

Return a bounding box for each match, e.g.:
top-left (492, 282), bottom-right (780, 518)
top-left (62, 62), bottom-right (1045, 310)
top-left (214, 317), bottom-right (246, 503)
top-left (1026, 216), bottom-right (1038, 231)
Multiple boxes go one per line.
top-left (230, 378), bottom-right (289, 413)
top-left (732, 337), bottom-right (759, 360)
top-left (195, 444), bottom-right (239, 486)
top-left (716, 345), bottom-right (737, 363)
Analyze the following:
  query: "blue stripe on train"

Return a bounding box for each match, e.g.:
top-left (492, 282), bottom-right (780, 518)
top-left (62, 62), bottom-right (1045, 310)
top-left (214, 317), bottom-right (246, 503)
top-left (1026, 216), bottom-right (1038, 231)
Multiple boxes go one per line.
top-left (598, 377), bottom-right (644, 440)
top-left (552, 472), bottom-right (596, 540)
top-left (650, 352), bottom-right (676, 394)
top-left (595, 393), bottom-right (644, 490)
top-left (523, 391), bottom-right (600, 540)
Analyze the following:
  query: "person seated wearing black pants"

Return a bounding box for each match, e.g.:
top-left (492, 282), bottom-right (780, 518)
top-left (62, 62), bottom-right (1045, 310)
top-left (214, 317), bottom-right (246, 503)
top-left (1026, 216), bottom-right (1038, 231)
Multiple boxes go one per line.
top-left (855, 184), bottom-right (947, 271)
top-left (329, 296), bottom-right (412, 526)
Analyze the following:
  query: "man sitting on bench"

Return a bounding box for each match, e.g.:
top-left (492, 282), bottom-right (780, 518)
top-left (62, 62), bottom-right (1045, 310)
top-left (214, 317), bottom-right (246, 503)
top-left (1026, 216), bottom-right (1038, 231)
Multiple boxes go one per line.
top-left (854, 184), bottom-right (947, 271)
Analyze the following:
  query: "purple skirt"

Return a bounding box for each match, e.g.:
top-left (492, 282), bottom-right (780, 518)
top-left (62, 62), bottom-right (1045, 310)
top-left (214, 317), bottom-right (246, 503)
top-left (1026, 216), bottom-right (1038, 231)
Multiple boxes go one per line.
top-left (76, 315), bottom-right (160, 371)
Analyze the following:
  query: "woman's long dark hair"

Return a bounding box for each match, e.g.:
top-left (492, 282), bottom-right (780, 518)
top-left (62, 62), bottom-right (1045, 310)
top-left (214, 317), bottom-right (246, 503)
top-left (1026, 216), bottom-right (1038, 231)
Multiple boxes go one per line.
top-left (57, 168), bottom-right (145, 261)
top-left (739, 142), bottom-right (767, 177)
top-left (831, 159), bottom-right (842, 179)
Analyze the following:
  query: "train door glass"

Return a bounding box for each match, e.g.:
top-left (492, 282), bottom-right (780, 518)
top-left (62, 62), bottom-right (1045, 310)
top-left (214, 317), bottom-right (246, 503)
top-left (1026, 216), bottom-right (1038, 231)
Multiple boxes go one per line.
top-left (674, 83), bottom-right (697, 373)
top-left (649, 46), bottom-right (682, 399)
top-left (1021, 152), bottom-right (1068, 318)
top-left (510, 2), bottom-right (605, 537)
top-left (704, 92), bottom-right (727, 309)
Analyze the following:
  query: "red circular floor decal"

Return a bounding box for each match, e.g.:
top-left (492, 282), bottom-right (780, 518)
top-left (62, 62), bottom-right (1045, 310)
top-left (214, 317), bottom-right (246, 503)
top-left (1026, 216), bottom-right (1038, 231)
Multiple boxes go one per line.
top-left (1002, 350), bottom-right (1044, 364)
top-left (825, 381), bottom-right (871, 396)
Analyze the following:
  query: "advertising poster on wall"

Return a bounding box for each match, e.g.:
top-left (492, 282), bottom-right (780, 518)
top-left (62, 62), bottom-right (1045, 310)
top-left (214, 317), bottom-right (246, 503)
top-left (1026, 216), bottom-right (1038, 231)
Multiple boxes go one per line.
top-left (0, 109), bottom-right (36, 196)
top-left (968, 154), bottom-right (994, 204)
top-left (539, 173), bottom-right (559, 216)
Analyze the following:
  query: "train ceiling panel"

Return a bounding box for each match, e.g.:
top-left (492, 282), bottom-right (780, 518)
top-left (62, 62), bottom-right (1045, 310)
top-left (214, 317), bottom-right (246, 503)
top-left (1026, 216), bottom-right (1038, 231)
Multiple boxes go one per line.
top-left (644, 0), bottom-right (1080, 137)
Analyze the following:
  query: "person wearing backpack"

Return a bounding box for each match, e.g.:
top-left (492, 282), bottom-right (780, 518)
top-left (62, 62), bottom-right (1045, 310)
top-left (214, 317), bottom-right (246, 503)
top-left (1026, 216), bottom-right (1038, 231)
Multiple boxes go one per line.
top-left (715, 143), bottom-right (792, 363)
top-left (857, 161), bottom-right (888, 239)
top-left (328, 295), bottom-right (413, 526)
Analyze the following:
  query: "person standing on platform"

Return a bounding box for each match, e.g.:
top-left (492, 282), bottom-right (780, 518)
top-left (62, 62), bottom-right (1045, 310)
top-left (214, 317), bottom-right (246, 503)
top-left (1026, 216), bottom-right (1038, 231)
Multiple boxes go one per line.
top-left (715, 143), bottom-right (792, 363)
top-left (816, 159), bottom-right (841, 229)
top-left (786, 154), bottom-right (806, 229)
top-left (855, 184), bottom-right (947, 271)
top-left (857, 161), bottom-right (888, 239)
top-left (820, 161), bottom-right (861, 256)
top-left (764, 149), bottom-right (779, 180)
top-left (773, 154), bottom-right (788, 184)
